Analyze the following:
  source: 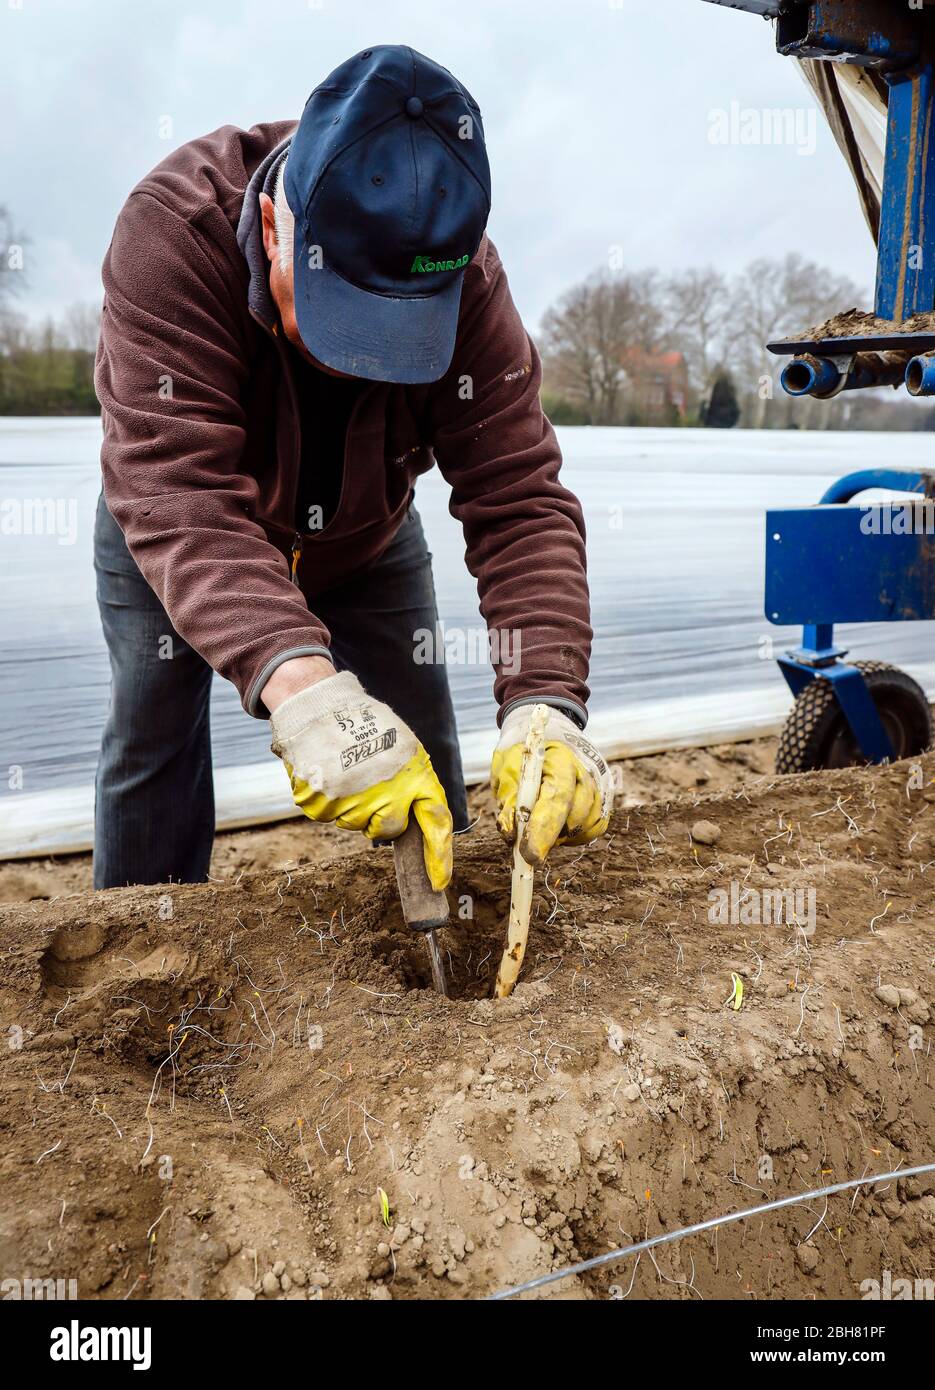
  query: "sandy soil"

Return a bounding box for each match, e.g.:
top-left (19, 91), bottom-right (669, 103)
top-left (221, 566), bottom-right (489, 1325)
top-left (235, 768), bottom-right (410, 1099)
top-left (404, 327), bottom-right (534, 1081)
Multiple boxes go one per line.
top-left (0, 737), bottom-right (777, 905)
top-left (809, 307), bottom-right (935, 340)
top-left (0, 749), bottom-right (932, 1301)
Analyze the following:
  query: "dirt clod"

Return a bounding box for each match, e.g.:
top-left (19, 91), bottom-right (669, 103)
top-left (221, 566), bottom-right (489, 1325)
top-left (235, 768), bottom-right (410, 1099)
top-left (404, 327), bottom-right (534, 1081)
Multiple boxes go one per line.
top-left (690, 819), bottom-right (721, 846)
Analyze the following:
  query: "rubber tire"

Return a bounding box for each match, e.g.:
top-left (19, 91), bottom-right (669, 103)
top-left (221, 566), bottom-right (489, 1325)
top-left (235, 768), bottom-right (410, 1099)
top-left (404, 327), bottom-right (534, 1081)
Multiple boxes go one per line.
top-left (776, 661), bottom-right (933, 774)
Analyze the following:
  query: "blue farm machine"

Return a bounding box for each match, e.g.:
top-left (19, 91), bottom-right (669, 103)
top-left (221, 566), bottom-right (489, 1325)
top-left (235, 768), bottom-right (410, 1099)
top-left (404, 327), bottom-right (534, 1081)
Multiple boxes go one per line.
top-left (705, 0), bottom-right (935, 772)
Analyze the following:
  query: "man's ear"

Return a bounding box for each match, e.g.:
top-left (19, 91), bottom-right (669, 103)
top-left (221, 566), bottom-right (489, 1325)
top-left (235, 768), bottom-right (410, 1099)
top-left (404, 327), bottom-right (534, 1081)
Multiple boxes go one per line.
top-left (259, 191), bottom-right (277, 265)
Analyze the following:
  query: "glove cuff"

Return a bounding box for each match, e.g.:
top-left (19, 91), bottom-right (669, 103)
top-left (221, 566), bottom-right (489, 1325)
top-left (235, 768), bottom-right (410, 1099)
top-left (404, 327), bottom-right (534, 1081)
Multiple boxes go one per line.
top-left (498, 702), bottom-right (579, 749)
top-left (496, 704), bottom-right (612, 821)
top-left (269, 670), bottom-right (365, 743)
top-left (500, 695), bottom-right (587, 730)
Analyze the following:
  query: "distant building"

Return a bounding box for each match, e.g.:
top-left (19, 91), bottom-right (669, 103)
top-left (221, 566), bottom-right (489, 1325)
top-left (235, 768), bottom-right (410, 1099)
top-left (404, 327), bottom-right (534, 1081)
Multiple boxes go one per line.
top-left (620, 347), bottom-right (689, 422)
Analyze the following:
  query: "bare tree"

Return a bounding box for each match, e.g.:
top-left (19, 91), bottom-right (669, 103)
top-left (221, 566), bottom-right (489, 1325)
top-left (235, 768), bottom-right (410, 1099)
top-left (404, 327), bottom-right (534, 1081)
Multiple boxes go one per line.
top-left (540, 278), bottom-right (602, 421)
top-left (540, 268), bottom-right (667, 423)
top-left (62, 301), bottom-right (102, 353)
top-left (729, 258), bottom-right (797, 426)
top-left (663, 267), bottom-right (730, 391)
top-left (730, 253), bottom-right (864, 427)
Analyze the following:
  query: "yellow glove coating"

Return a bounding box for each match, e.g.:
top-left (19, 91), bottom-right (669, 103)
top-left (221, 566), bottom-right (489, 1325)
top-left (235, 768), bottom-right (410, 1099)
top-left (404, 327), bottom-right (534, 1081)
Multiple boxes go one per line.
top-left (286, 746), bottom-right (453, 891)
top-left (491, 739), bottom-right (609, 865)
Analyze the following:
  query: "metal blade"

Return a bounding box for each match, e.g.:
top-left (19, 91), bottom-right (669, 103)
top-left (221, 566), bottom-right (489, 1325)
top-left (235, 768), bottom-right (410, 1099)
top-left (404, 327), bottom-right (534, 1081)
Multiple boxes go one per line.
top-left (424, 930), bottom-right (449, 997)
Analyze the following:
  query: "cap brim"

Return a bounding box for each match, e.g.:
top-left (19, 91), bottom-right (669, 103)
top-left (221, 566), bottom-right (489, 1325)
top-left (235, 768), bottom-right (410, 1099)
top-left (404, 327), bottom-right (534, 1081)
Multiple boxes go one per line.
top-left (293, 229), bottom-right (464, 385)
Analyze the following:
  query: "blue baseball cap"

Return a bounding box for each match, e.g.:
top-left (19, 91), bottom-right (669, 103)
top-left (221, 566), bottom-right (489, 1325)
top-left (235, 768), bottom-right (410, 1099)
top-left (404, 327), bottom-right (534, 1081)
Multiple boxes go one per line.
top-left (285, 45), bottom-right (492, 385)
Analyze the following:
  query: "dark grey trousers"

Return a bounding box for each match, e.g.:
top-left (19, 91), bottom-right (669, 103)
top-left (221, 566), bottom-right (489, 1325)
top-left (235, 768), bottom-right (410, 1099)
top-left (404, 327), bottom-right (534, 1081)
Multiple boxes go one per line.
top-left (92, 494), bottom-right (468, 888)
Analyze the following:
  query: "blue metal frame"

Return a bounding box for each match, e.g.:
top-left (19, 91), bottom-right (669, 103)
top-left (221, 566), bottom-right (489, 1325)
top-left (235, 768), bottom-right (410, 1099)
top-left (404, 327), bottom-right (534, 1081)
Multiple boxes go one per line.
top-left (767, 470), bottom-right (935, 764)
top-left (818, 469), bottom-right (931, 505)
top-left (876, 66), bottom-right (935, 320)
top-left (703, 3), bottom-right (935, 765)
top-left (775, 659), bottom-right (897, 763)
top-left (707, 1), bottom-right (935, 392)
top-left (777, 2), bottom-right (919, 71)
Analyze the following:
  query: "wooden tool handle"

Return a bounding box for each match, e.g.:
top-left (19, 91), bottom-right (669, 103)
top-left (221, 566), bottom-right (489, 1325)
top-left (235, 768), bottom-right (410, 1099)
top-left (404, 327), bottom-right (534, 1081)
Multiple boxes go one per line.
top-left (393, 818), bottom-right (449, 933)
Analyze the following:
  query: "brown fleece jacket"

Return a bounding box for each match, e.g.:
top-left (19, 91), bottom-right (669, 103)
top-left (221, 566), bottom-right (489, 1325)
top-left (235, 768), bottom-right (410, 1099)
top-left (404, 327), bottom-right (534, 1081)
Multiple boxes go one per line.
top-left (95, 122), bottom-right (592, 722)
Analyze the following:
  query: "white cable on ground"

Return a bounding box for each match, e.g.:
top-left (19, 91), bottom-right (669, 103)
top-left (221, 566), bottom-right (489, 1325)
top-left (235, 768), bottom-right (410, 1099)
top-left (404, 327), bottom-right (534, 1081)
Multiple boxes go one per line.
top-left (489, 1161), bottom-right (935, 1301)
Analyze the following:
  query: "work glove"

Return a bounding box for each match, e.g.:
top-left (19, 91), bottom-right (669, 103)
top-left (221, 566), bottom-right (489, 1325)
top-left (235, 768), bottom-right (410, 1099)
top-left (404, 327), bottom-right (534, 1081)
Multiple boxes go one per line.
top-left (491, 705), bottom-right (612, 864)
top-left (269, 671), bottom-right (452, 890)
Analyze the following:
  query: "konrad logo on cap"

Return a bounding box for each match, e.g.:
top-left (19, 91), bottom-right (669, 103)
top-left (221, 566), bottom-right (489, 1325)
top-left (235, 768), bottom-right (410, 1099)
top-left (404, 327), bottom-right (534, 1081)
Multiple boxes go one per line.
top-left (410, 254), bottom-right (470, 273)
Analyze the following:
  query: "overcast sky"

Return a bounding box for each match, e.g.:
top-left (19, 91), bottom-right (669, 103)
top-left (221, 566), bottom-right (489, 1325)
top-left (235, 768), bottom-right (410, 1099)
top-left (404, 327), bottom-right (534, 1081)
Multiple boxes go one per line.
top-left (3, 0), bottom-right (878, 331)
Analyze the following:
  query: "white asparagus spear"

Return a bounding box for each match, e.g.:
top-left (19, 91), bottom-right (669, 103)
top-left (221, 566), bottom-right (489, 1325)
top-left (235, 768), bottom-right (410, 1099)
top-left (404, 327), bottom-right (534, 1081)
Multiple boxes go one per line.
top-left (494, 703), bottom-right (550, 998)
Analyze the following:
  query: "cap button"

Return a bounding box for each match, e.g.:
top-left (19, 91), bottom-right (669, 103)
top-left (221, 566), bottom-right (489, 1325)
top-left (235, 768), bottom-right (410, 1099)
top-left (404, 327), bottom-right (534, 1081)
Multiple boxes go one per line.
top-left (405, 96), bottom-right (424, 118)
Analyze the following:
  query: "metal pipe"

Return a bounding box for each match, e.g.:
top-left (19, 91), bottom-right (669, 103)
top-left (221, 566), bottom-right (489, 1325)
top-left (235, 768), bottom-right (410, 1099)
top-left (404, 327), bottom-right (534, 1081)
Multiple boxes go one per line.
top-left (781, 354), bottom-right (840, 397)
top-left (905, 350), bottom-right (935, 396)
top-left (489, 1160), bottom-right (935, 1300)
top-left (818, 469), bottom-right (929, 505)
top-left (781, 351), bottom-right (909, 399)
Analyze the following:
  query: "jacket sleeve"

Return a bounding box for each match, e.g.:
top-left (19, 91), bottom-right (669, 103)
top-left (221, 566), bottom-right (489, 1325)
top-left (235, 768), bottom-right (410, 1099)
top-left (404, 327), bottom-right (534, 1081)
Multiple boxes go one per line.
top-left (95, 191), bottom-right (332, 717)
top-left (426, 239), bottom-right (592, 724)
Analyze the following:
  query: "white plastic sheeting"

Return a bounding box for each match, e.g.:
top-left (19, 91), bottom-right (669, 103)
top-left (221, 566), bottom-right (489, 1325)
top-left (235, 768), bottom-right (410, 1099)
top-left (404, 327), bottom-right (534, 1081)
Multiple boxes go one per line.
top-left (799, 57), bottom-right (887, 238)
top-left (2, 420), bottom-right (934, 859)
top-left (834, 64), bottom-right (887, 204)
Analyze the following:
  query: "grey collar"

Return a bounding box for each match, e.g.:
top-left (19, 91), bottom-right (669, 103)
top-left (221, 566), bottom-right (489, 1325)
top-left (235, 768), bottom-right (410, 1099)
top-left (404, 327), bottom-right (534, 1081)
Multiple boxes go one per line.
top-left (236, 136), bottom-right (291, 331)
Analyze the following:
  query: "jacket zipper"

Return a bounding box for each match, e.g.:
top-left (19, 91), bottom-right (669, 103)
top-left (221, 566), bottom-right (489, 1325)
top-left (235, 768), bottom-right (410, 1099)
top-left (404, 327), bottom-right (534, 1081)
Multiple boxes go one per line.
top-left (247, 305), bottom-right (374, 584)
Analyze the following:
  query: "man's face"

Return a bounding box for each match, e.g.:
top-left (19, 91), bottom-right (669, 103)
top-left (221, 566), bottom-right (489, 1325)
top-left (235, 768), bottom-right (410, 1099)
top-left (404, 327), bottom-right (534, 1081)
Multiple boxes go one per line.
top-left (258, 191), bottom-right (355, 379)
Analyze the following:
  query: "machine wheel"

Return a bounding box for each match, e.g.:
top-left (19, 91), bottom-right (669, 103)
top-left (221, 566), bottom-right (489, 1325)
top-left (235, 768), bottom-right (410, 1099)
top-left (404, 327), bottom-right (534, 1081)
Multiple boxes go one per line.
top-left (776, 661), bottom-right (933, 774)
